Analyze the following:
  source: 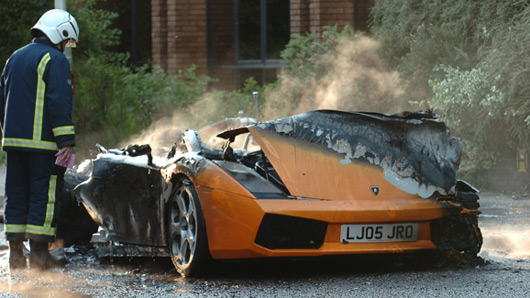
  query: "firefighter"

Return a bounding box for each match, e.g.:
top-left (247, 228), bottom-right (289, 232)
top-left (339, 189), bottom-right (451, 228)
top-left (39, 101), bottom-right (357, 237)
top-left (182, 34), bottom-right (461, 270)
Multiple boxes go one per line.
top-left (0, 9), bottom-right (79, 270)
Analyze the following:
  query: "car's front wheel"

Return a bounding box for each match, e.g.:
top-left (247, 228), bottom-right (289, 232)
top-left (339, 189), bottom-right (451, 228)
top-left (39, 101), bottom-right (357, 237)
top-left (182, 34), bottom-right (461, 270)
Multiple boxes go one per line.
top-left (168, 177), bottom-right (210, 277)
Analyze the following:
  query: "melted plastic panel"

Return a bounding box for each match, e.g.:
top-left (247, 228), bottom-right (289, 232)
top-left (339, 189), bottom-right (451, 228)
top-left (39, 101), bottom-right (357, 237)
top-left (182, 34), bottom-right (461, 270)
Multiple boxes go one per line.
top-left (254, 110), bottom-right (463, 197)
top-left (76, 158), bottom-right (167, 246)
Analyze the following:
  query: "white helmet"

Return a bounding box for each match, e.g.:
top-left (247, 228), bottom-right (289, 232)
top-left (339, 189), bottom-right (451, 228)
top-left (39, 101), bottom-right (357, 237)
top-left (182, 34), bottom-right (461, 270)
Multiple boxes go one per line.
top-left (31, 9), bottom-right (79, 46)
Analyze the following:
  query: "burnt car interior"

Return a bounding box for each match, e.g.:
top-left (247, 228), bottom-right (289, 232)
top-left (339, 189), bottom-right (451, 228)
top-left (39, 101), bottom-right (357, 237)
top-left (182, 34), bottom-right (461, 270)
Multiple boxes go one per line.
top-left (175, 128), bottom-right (290, 196)
top-left (240, 150), bottom-right (289, 194)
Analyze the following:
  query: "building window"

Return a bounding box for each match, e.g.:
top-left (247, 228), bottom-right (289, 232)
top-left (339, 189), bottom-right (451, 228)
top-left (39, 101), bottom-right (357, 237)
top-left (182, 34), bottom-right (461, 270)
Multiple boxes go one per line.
top-left (208, 0), bottom-right (290, 89)
top-left (107, 0), bottom-right (152, 67)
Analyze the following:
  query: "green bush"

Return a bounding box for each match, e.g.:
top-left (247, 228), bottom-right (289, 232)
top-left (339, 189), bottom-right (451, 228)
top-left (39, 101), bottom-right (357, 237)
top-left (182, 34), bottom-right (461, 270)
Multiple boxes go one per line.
top-left (281, 25), bottom-right (358, 79)
top-left (67, 1), bottom-right (213, 154)
top-left (73, 55), bottom-right (211, 152)
top-left (426, 5), bottom-right (530, 171)
top-left (427, 65), bottom-right (505, 170)
top-left (372, 0), bottom-right (530, 179)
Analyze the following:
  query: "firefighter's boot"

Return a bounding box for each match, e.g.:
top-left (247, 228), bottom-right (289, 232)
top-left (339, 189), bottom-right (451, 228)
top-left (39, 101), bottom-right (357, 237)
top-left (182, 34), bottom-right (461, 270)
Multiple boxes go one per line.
top-left (29, 240), bottom-right (67, 270)
top-left (8, 241), bottom-right (26, 269)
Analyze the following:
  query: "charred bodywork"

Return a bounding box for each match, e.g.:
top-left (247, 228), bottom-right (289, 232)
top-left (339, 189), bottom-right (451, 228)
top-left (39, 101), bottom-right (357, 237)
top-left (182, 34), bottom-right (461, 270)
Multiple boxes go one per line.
top-left (75, 110), bottom-right (482, 276)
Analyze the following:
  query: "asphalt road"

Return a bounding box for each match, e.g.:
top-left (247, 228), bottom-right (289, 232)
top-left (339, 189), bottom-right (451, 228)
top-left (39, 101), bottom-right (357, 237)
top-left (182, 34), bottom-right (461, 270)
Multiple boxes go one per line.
top-left (0, 164), bottom-right (529, 297)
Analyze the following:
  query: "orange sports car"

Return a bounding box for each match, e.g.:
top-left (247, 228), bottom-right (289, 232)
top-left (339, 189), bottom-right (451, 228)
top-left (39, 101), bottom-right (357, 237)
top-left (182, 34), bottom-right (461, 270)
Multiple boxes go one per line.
top-left (75, 110), bottom-right (482, 277)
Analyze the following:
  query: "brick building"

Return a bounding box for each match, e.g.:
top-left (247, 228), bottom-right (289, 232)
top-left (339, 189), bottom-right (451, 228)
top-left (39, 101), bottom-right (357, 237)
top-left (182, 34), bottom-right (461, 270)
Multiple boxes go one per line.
top-left (151, 0), bottom-right (374, 89)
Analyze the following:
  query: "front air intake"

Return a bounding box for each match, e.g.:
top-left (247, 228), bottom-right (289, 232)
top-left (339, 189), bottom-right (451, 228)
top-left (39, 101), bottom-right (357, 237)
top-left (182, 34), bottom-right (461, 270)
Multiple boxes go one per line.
top-left (255, 214), bottom-right (327, 249)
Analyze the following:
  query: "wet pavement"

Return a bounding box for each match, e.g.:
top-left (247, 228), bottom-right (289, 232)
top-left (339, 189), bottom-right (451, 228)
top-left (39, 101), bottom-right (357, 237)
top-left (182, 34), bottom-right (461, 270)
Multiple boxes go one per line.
top-left (477, 192), bottom-right (530, 262)
top-left (0, 165), bottom-right (529, 297)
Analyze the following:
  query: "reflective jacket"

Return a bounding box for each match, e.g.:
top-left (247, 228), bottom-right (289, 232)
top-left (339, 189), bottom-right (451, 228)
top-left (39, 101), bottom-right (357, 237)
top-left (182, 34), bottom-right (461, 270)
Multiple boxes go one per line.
top-left (0, 38), bottom-right (75, 153)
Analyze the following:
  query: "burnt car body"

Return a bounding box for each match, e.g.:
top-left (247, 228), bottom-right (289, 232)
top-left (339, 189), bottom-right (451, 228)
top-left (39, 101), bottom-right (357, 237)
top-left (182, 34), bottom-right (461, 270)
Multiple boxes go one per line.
top-left (75, 110), bottom-right (482, 277)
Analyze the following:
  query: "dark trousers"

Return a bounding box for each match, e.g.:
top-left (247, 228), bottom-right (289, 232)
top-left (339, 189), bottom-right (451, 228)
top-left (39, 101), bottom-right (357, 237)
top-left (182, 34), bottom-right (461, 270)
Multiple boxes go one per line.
top-left (4, 150), bottom-right (65, 242)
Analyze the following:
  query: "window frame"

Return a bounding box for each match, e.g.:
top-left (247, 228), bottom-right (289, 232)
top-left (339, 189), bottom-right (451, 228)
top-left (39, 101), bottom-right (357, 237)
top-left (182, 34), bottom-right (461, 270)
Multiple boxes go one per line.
top-left (207, 0), bottom-right (289, 88)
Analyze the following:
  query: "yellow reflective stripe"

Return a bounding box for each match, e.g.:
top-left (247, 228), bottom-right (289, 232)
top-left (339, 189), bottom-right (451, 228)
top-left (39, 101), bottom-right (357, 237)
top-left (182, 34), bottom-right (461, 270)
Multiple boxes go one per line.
top-left (5, 224), bottom-right (26, 234)
top-left (52, 125), bottom-right (75, 136)
top-left (26, 224), bottom-right (56, 236)
top-left (3, 137), bottom-right (58, 151)
top-left (44, 175), bottom-right (57, 227)
top-left (34, 52), bottom-right (51, 141)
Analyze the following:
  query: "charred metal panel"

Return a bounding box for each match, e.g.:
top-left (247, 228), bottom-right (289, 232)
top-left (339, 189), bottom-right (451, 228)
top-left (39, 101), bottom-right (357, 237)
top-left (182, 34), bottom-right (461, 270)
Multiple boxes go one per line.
top-left (91, 228), bottom-right (170, 258)
top-left (250, 110), bottom-right (463, 198)
top-left (75, 158), bottom-right (168, 246)
top-left (56, 171), bottom-right (99, 246)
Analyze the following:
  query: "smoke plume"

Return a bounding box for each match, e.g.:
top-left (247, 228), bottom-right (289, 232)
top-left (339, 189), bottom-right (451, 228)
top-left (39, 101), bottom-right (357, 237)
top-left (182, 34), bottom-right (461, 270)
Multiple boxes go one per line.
top-left (122, 36), bottom-right (409, 153)
top-left (262, 36), bottom-right (407, 120)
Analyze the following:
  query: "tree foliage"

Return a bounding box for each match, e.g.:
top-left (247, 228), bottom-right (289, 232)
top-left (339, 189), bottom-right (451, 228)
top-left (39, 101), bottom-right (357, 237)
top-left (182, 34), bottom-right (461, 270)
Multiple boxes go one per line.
top-left (69, 0), bottom-right (122, 60)
top-left (0, 1), bottom-right (51, 64)
top-left (371, 0), bottom-right (528, 100)
top-left (371, 0), bottom-right (530, 175)
top-left (480, 5), bottom-right (530, 145)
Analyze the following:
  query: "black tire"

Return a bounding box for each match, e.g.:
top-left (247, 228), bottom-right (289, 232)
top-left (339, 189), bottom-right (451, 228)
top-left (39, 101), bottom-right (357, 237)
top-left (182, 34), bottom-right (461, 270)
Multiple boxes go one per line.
top-left (167, 177), bottom-right (210, 277)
